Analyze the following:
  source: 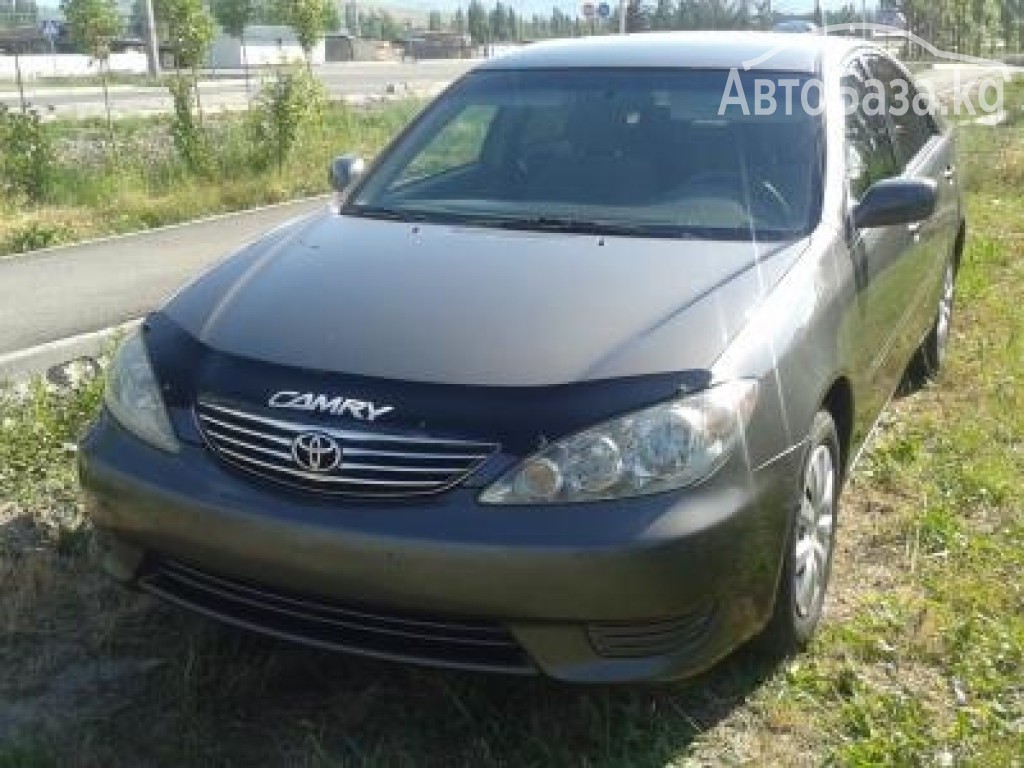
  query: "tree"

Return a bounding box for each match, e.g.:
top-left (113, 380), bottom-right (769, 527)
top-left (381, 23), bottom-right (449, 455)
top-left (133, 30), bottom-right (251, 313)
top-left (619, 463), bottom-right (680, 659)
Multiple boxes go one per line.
top-left (752, 0), bottom-right (772, 29)
top-left (378, 9), bottom-right (402, 40)
top-left (211, 0), bottom-right (253, 95)
top-left (156, 0), bottom-right (215, 115)
top-left (61, 0), bottom-right (121, 143)
top-left (358, 8), bottom-right (379, 37)
top-left (467, 0), bottom-right (487, 44)
top-left (999, 0), bottom-right (1020, 52)
top-left (489, 1), bottom-right (508, 41)
top-left (251, 0), bottom-right (286, 23)
top-left (824, 3), bottom-right (857, 26)
top-left (282, 0), bottom-right (331, 68)
top-left (652, 0), bottom-right (675, 28)
top-left (625, 0), bottom-right (651, 31)
top-left (158, 0), bottom-right (215, 72)
top-left (451, 7), bottom-right (465, 33)
top-left (428, 9), bottom-right (442, 30)
top-left (734, 0), bottom-right (751, 28)
top-left (323, 1), bottom-right (340, 30)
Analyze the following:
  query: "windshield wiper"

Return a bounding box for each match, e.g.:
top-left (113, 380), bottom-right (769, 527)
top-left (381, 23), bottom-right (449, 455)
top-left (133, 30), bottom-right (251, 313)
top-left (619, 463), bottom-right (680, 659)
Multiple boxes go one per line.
top-left (344, 205), bottom-right (433, 223)
top-left (345, 208), bottom-right (709, 239)
top-left (480, 216), bottom-right (701, 238)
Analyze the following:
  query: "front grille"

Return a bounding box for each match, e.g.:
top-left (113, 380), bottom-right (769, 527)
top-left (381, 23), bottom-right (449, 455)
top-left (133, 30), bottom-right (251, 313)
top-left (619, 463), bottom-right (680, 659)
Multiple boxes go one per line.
top-left (195, 400), bottom-right (498, 498)
top-left (140, 559), bottom-right (535, 674)
top-left (587, 606), bottom-right (716, 658)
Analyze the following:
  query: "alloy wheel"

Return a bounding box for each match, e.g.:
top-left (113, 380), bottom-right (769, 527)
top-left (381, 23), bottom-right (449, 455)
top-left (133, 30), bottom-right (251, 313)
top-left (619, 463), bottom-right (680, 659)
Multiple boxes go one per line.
top-left (794, 444), bottom-right (836, 618)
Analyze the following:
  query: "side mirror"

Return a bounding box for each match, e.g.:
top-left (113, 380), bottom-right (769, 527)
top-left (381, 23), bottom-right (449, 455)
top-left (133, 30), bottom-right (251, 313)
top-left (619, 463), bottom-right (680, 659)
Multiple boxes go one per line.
top-left (329, 154), bottom-right (366, 193)
top-left (853, 177), bottom-right (937, 229)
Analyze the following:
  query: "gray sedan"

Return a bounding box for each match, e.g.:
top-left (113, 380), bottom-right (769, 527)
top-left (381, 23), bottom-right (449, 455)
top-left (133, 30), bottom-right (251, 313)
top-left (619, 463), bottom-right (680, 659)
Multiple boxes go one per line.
top-left (80, 32), bottom-right (963, 682)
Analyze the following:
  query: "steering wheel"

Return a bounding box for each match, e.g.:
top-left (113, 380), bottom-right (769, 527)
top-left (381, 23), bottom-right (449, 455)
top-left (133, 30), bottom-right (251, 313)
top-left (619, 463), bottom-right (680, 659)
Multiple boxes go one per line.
top-left (670, 170), bottom-right (794, 221)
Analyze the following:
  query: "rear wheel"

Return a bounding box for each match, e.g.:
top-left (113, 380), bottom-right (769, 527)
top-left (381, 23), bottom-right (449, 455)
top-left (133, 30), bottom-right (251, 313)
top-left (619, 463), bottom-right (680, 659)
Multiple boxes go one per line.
top-left (758, 410), bottom-right (840, 656)
top-left (904, 259), bottom-right (955, 391)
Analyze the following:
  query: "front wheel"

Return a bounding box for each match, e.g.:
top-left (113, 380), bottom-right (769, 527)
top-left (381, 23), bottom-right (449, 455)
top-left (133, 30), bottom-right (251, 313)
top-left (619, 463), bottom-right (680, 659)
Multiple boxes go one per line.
top-left (757, 410), bottom-right (840, 657)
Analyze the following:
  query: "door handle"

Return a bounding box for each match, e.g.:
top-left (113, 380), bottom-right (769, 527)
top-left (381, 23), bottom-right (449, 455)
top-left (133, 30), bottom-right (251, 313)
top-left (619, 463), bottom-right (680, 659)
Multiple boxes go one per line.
top-left (908, 221), bottom-right (922, 239)
top-left (943, 165), bottom-right (956, 181)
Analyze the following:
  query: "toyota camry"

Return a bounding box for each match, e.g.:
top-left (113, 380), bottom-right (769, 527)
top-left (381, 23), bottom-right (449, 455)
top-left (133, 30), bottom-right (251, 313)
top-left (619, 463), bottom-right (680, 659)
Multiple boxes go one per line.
top-left (80, 32), bottom-right (963, 683)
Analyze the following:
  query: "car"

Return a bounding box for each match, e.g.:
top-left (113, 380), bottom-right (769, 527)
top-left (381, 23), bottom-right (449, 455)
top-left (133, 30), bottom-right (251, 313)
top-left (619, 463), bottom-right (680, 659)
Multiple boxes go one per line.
top-left (773, 20), bottom-right (819, 34)
top-left (80, 32), bottom-right (963, 683)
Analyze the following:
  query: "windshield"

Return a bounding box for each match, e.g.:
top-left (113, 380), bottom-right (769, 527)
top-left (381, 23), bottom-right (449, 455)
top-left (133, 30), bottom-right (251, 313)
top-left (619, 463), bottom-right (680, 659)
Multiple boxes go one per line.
top-left (347, 68), bottom-right (824, 240)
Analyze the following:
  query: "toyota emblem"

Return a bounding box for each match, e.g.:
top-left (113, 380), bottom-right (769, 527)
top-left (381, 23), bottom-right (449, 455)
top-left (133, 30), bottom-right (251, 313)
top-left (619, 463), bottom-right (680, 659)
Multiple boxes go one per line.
top-left (291, 431), bottom-right (343, 473)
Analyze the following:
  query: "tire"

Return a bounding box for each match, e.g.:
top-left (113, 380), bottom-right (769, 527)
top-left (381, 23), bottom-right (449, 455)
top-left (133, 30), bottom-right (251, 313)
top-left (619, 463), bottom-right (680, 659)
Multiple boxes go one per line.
top-left (757, 410), bottom-right (841, 657)
top-left (904, 259), bottom-right (956, 392)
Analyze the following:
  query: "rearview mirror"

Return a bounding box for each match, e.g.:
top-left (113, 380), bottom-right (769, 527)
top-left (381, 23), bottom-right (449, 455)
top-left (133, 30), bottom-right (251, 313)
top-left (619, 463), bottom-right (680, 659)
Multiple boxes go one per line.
top-left (853, 177), bottom-right (937, 229)
top-left (329, 154), bottom-right (366, 193)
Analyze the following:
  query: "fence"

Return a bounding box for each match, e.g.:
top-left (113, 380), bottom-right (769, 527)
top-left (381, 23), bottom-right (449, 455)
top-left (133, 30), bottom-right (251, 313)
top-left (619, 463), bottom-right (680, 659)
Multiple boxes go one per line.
top-left (0, 52), bottom-right (148, 80)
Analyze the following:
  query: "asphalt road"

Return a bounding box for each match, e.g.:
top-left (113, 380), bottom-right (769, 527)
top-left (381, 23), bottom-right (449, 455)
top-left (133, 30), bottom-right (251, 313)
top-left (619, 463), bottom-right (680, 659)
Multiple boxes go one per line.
top-left (0, 59), bottom-right (477, 118)
top-left (0, 198), bottom-right (327, 377)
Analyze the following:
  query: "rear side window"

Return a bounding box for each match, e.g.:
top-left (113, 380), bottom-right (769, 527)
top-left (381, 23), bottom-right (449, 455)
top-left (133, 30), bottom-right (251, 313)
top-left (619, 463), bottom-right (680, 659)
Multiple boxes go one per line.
top-left (863, 54), bottom-right (938, 166)
top-left (843, 64), bottom-right (899, 200)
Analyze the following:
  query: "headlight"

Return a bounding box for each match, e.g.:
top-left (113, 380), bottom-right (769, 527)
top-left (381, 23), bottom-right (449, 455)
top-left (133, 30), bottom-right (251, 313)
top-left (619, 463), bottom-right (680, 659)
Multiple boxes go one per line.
top-left (479, 380), bottom-right (757, 504)
top-left (104, 330), bottom-right (179, 453)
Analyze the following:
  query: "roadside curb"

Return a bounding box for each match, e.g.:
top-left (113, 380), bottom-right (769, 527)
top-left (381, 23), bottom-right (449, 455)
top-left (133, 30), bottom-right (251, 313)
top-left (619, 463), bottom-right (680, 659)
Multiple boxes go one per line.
top-left (0, 195), bottom-right (329, 264)
top-left (0, 320), bottom-right (140, 382)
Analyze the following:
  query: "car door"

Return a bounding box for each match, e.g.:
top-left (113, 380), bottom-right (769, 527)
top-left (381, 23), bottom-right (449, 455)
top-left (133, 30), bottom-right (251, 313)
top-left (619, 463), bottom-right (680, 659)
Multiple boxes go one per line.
top-left (862, 52), bottom-right (958, 356)
top-left (841, 58), bottom-right (912, 411)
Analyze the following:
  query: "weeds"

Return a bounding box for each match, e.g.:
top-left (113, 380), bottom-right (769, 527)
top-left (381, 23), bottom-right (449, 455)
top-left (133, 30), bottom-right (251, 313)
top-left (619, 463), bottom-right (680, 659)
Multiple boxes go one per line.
top-left (167, 74), bottom-right (212, 175)
top-left (0, 377), bottom-right (103, 506)
top-left (249, 67), bottom-right (328, 172)
top-left (0, 98), bottom-right (421, 258)
top-left (0, 106), bottom-right (54, 203)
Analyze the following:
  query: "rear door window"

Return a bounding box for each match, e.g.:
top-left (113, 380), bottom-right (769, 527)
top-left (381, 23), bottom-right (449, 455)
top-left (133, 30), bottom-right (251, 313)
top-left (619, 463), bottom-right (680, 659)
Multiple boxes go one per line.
top-left (862, 54), bottom-right (938, 167)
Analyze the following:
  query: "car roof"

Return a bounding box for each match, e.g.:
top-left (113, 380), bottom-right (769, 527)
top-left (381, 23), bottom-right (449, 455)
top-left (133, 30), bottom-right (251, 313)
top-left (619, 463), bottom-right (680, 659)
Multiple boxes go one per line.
top-left (476, 31), bottom-right (872, 74)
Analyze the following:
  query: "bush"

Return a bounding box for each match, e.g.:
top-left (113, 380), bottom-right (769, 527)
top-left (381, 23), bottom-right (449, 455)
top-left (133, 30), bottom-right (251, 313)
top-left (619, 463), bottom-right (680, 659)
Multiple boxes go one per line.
top-left (0, 106), bottom-right (55, 203)
top-left (167, 75), bottom-right (212, 175)
top-left (5, 221), bottom-right (74, 254)
top-left (248, 67), bottom-right (327, 172)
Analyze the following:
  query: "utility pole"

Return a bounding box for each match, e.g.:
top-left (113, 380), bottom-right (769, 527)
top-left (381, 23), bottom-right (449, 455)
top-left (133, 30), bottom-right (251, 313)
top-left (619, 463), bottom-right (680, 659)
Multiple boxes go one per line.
top-left (618, 0), bottom-right (626, 33)
top-left (143, 0), bottom-right (161, 77)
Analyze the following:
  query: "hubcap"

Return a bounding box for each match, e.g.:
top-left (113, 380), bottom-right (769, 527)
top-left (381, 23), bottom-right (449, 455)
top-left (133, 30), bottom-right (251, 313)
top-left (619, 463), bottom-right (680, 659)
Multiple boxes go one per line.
top-left (935, 263), bottom-right (955, 365)
top-left (794, 444), bottom-right (836, 619)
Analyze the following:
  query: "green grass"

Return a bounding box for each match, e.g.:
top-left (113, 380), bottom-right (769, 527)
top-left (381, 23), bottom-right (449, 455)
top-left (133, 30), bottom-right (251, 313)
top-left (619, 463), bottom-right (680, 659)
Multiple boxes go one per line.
top-left (0, 99), bottom-right (421, 257)
top-left (1, 96), bottom-right (1024, 767)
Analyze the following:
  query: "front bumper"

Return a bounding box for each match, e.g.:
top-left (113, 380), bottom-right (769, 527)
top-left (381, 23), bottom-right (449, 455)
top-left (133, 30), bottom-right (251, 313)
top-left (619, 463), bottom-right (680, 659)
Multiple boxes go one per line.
top-left (80, 411), bottom-right (802, 683)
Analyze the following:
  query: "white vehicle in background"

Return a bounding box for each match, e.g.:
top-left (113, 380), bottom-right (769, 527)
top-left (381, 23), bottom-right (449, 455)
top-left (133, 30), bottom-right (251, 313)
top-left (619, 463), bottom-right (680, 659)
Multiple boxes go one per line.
top-left (773, 20), bottom-right (820, 34)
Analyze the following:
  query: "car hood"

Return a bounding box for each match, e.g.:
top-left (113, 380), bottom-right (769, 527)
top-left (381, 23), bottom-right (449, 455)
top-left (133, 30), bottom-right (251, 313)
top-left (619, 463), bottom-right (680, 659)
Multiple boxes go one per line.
top-left (164, 211), bottom-right (809, 387)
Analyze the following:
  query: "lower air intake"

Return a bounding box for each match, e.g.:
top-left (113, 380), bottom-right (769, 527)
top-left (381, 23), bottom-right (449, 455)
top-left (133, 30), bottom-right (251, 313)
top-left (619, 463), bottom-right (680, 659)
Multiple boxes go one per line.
top-left (587, 606), bottom-right (716, 658)
top-left (140, 559), bottom-right (534, 675)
